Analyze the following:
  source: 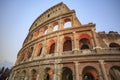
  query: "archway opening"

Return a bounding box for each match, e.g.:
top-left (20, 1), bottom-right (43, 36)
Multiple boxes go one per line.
top-left (63, 37), bottom-right (72, 51)
top-left (53, 25), bottom-right (58, 31)
top-left (53, 22), bottom-right (59, 31)
top-left (21, 70), bottom-right (26, 80)
top-left (31, 69), bottom-right (37, 80)
top-left (49, 43), bottom-right (55, 54)
top-left (44, 27), bottom-right (48, 34)
top-left (109, 43), bottom-right (120, 48)
top-left (82, 66), bottom-right (98, 80)
top-left (44, 68), bottom-right (53, 80)
top-left (29, 34), bottom-right (33, 41)
top-left (14, 72), bottom-right (20, 80)
top-left (109, 66), bottom-right (120, 80)
top-left (37, 44), bottom-right (42, 56)
top-left (81, 45), bottom-right (89, 50)
top-left (48, 40), bottom-right (55, 54)
top-left (79, 38), bottom-right (90, 50)
top-left (28, 47), bottom-right (34, 59)
top-left (62, 67), bottom-right (73, 80)
top-left (34, 30), bottom-right (39, 38)
top-left (38, 47), bottom-right (42, 56)
top-left (83, 72), bottom-right (94, 80)
top-left (64, 18), bottom-right (72, 28)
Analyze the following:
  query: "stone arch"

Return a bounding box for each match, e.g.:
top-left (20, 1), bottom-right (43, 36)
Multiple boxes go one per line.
top-left (28, 33), bottom-right (33, 41)
top-left (23, 48), bottom-right (28, 61)
top-left (20, 70), bottom-right (26, 80)
top-left (64, 18), bottom-right (72, 28)
top-left (34, 30), bottom-right (39, 38)
top-left (109, 42), bottom-right (120, 48)
top-left (47, 40), bottom-right (56, 54)
top-left (79, 34), bottom-right (92, 50)
top-left (63, 37), bottom-right (72, 51)
top-left (79, 38), bottom-right (90, 50)
top-left (35, 43), bottom-right (43, 56)
top-left (109, 66), bottom-right (120, 80)
top-left (14, 71), bottom-right (20, 80)
top-left (44, 26), bottom-right (48, 34)
top-left (44, 67), bottom-right (53, 80)
top-left (53, 22), bottom-right (59, 31)
top-left (82, 66), bottom-right (98, 80)
top-left (31, 69), bottom-right (37, 80)
top-left (62, 67), bottom-right (73, 80)
top-left (18, 52), bottom-right (24, 62)
top-left (28, 47), bottom-right (34, 59)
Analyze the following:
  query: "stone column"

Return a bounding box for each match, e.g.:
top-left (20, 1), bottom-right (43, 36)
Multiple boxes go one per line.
top-left (10, 71), bottom-right (16, 80)
top-left (99, 60), bottom-right (108, 80)
top-left (56, 34), bottom-right (60, 56)
top-left (57, 64), bottom-right (63, 80)
top-left (47, 24), bottom-right (53, 33)
top-left (58, 19), bottom-right (64, 30)
top-left (42, 38), bottom-right (47, 56)
top-left (36, 74), bottom-right (39, 80)
top-left (73, 32), bottom-right (79, 52)
top-left (74, 61), bottom-right (79, 80)
top-left (24, 76), bottom-right (28, 80)
top-left (59, 35), bottom-right (63, 55)
top-left (91, 26), bottom-right (98, 48)
top-left (27, 69), bottom-right (32, 80)
top-left (31, 44), bottom-right (37, 58)
top-left (53, 63), bottom-right (57, 80)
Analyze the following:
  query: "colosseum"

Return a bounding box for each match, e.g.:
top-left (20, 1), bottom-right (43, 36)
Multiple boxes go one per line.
top-left (9, 2), bottom-right (120, 80)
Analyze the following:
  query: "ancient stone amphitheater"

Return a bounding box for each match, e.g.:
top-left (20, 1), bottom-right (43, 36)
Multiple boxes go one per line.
top-left (9, 2), bottom-right (120, 80)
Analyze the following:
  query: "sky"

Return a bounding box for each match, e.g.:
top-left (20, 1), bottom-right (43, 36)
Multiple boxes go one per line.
top-left (0, 0), bottom-right (120, 64)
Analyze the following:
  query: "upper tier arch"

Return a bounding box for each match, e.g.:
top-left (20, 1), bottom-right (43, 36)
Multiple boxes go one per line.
top-left (29, 2), bottom-right (81, 32)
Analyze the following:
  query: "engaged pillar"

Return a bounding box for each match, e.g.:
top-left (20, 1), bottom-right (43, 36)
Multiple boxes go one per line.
top-left (99, 60), bottom-right (108, 80)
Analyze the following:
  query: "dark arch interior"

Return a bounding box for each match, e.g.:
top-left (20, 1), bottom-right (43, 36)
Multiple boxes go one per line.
top-left (79, 38), bottom-right (90, 50)
top-left (38, 47), bottom-right (42, 56)
top-left (109, 66), bottom-right (120, 80)
top-left (22, 70), bottom-right (26, 77)
top-left (81, 44), bottom-right (89, 50)
top-left (62, 67), bottom-right (73, 80)
top-left (109, 43), bottom-right (120, 48)
top-left (44, 68), bottom-right (52, 80)
top-left (82, 66), bottom-right (98, 80)
top-left (63, 40), bottom-right (72, 51)
top-left (32, 69), bottom-right (37, 80)
top-left (45, 73), bottom-right (50, 80)
top-left (49, 43), bottom-right (55, 54)
top-left (83, 72), bottom-right (94, 80)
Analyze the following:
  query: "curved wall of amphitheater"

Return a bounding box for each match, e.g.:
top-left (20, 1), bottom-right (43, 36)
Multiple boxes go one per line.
top-left (9, 2), bottom-right (120, 80)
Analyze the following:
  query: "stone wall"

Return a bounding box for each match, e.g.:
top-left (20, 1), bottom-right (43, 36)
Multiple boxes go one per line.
top-left (9, 2), bottom-right (120, 80)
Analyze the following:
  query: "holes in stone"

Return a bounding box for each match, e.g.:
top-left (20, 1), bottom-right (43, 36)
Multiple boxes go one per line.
top-left (48, 14), bottom-right (50, 17)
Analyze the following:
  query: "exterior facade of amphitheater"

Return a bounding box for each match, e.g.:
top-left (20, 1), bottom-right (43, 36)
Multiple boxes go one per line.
top-left (9, 2), bottom-right (120, 80)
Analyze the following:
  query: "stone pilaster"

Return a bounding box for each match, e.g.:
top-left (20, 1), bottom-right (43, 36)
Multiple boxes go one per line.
top-left (36, 74), bottom-right (39, 80)
top-left (91, 27), bottom-right (98, 48)
top-left (74, 61), bottom-right (79, 80)
top-left (47, 24), bottom-right (53, 33)
top-left (10, 71), bottom-right (16, 80)
top-left (42, 38), bottom-right (47, 56)
top-left (73, 32), bottom-right (79, 52)
top-left (56, 34), bottom-right (60, 56)
top-left (58, 19), bottom-right (64, 30)
top-left (53, 63), bottom-right (57, 80)
top-left (99, 60), bottom-right (108, 80)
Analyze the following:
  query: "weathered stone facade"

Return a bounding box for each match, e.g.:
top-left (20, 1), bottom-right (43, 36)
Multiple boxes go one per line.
top-left (9, 2), bottom-right (120, 80)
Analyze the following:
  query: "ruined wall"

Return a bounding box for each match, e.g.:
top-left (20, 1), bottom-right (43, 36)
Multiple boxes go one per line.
top-left (9, 2), bottom-right (120, 80)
